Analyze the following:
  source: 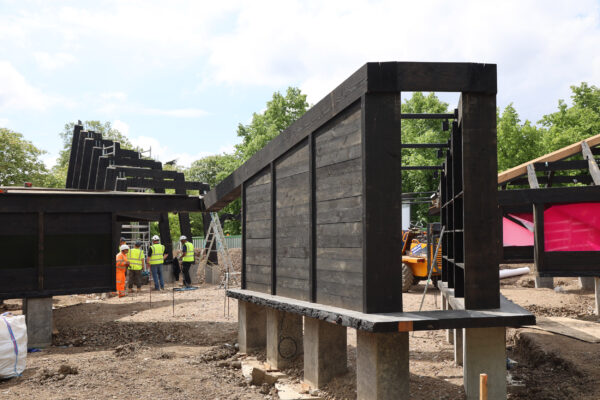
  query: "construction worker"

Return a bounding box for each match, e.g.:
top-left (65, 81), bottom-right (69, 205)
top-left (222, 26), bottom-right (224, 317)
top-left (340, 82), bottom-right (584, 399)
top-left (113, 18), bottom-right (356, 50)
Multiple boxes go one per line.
top-left (119, 237), bottom-right (127, 251)
top-left (115, 244), bottom-right (129, 297)
top-left (179, 235), bottom-right (194, 288)
top-left (147, 235), bottom-right (167, 290)
top-left (128, 241), bottom-right (145, 292)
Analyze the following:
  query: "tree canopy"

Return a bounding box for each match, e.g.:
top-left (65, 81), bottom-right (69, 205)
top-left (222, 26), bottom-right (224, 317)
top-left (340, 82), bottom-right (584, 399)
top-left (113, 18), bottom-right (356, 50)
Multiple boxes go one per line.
top-left (0, 128), bottom-right (56, 187)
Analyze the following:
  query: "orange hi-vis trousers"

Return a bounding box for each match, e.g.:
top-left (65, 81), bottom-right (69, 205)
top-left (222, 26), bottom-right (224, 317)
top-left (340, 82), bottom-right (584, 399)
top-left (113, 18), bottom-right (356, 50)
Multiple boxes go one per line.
top-left (116, 253), bottom-right (128, 297)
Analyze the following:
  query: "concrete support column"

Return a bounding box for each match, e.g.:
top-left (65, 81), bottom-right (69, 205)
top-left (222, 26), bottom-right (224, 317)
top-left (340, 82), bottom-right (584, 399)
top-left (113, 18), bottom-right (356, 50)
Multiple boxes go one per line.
top-left (453, 328), bottom-right (463, 366)
top-left (463, 327), bottom-right (506, 400)
top-left (595, 277), bottom-right (600, 316)
top-left (23, 297), bottom-right (53, 348)
top-left (303, 317), bottom-right (347, 388)
top-left (357, 330), bottom-right (409, 400)
top-left (580, 277), bottom-right (595, 291)
top-left (535, 276), bottom-right (553, 289)
top-left (266, 308), bottom-right (303, 369)
top-left (238, 301), bottom-right (266, 353)
top-left (442, 297), bottom-right (454, 344)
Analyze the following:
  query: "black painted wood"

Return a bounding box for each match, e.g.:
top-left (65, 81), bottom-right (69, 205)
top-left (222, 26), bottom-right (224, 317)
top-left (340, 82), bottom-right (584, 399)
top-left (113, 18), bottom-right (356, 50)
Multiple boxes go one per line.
top-left (361, 92), bottom-right (402, 313)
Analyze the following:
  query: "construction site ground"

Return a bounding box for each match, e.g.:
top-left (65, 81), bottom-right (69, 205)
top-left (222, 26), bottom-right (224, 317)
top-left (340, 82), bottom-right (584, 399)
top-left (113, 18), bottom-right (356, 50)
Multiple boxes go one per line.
top-left (0, 263), bottom-right (598, 400)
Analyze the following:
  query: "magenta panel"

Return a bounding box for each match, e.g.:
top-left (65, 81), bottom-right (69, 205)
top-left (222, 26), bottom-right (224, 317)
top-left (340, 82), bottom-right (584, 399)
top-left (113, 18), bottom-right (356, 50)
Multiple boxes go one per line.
top-left (503, 216), bottom-right (534, 246)
top-left (545, 203), bottom-right (600, 251)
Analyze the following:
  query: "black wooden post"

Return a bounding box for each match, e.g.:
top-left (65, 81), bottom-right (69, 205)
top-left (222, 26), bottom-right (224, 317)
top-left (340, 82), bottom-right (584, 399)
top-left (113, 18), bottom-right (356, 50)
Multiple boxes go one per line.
top-left (270, 162), bottom-right (277, 295)
top-left (309, 133), bottom-right (316, 303)
top-left (361, 92), bottom-right (403, 313)
top-left (241, 182), bottom-right (247, 289)
top-left (460, 93), bottom-right (500, 310)
top-left (533, 203), bottom-right (545, 276)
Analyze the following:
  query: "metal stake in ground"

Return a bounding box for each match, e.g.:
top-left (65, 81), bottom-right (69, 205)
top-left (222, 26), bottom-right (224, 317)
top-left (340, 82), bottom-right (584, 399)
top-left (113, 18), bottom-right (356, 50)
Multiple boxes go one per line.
top-left (172, 288), bottom-right (175, 316)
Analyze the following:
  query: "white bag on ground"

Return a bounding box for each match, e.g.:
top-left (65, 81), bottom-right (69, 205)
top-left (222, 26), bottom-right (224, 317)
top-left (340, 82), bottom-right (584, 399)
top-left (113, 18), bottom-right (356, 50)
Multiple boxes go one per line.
top-left (0, 313), bottom-right (27, 378)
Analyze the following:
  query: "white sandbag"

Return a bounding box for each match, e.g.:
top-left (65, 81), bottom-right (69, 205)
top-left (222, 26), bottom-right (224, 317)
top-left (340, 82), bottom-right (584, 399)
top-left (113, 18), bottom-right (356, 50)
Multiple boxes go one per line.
top-left (0, 313), bottom-right (27, 378)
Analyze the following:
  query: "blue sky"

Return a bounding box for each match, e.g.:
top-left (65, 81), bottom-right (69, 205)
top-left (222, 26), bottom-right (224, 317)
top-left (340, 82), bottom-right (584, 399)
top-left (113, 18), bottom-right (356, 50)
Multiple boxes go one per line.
top-left (1, 0), bottom-right (599, 168)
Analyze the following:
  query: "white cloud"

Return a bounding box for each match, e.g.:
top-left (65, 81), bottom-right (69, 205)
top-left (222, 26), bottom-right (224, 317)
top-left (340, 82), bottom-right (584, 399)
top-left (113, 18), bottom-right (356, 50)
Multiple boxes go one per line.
top-left (129, 135), bottom-right (214, 168)
top-left (0, 61), bottom-right (57, 111)
top-left (112, 120), bottom-right (130, 136)
top-left (0, 118), bottom-right (8, 127)
top-left (139, 108), bottom-right (208, 118)
top-left (101, 92), bottom-right (127, 101)
top-left (33, 51), bottom-right (76, 70)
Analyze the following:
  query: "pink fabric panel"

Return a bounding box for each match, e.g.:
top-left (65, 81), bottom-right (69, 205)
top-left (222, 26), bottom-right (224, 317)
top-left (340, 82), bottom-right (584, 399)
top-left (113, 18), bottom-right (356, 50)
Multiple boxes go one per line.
top-left (503, 217), bottom-right (534, 246)
top-left (545, 203), bottom-right (600, 251)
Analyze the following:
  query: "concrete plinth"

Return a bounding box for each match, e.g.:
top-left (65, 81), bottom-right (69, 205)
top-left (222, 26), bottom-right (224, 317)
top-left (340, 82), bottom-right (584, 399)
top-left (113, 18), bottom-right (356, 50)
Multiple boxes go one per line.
top-left (580, 277), bottom-right (596, 291)
top-left (454, 328), bottom-right (463, 366)
top-left (303, 317), bottom-right (347, 388)
top-left (535, 276), bottom-right (553, 289)
top-left (357, 330), bottom-right (409, 400)
top-left (204, 264), bottom-right (221, 285)
top-left (23, 297), bottom-right (53, 348)
top-left (238, 301), bottom-right (266, 353)
top-left (442, 298), bottom-right (454, 344)
top-left (463, 327), bottom-right (506, 400)
top-left (266, 308), bottom-right (303, 369)
top-left (162, 263), bottom-right (175, 284)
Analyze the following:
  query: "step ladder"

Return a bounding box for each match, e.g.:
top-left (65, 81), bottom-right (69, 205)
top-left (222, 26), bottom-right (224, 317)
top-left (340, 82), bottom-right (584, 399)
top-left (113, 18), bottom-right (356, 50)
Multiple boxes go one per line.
top-left (199, 212), bottom-right (239, 289)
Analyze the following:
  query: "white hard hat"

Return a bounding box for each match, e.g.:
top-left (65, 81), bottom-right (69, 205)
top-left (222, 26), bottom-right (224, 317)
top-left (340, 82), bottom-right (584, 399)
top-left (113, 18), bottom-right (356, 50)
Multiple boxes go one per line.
top-left (179, 235), bottom-right (187, 240)
top-left (152, 235), bottom-right (160, 241)
top-left (120, 244), bottom-right (130, 251)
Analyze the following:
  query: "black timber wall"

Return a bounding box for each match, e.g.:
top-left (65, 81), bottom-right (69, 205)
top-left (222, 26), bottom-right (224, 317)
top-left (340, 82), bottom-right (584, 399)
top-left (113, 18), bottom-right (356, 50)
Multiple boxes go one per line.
top-left (243, 102), bottom-right (366, 311)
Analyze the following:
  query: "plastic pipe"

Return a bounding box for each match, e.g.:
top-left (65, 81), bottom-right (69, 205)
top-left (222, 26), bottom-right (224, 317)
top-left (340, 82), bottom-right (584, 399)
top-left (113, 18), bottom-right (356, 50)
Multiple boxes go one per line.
top-left (499, 267), bottom-right (530, 279)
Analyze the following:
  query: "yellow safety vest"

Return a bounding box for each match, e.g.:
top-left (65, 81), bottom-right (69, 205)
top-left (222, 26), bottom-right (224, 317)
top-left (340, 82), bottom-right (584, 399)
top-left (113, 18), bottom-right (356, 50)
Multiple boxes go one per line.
top-left (182, 241), bottom-right (194, 262)
top-left (149, 244), bottom-right (165, 265)
top-left (129, 248), bottom-right (144, 270)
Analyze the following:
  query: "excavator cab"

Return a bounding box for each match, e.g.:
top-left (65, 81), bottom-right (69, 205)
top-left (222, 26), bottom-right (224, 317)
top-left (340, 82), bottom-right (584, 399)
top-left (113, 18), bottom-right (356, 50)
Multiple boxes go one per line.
top-left (401, 223), bottom-right (442, 292)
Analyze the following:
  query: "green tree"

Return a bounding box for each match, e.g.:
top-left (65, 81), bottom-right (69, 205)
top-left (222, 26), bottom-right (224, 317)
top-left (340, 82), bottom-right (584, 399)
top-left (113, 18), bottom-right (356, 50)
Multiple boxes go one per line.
top-left (186, 154), bottom-right (239, 189)
top-left (540, 82), bottom-right (600, 152)
top-left (0, 128), bottom-right (58, 187)
top-left (400, 92), bottom-right (451, 223)
top-left (235, 87), bottom-right (309, 161)
top-left (52, 120), bottom-right (132, 186)
top-left (497, 104), bottom-right (544, 171)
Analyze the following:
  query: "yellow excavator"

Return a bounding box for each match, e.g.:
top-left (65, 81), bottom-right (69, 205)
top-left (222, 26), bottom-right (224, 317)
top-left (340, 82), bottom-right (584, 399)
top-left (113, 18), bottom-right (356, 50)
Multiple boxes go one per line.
top-left (401, 223), bottom-right (442, 292)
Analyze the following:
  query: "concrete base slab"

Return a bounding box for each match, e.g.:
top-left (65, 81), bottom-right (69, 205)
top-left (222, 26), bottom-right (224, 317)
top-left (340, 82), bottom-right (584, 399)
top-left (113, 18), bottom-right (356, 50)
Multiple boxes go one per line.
top-left (267, 308), bottom-right (303, 369)
top-left (303, 317), bottom-right (347, 388)
top-left (454, 328), bottom-right (463, 366)
top-left (535, 276), bottom-right (553, 289)
top-left (357, 330), bottom-right (409, 400)
top-left (238, 301), bottom-right (266, 353)
top-left (463, 327), bottom-right (506, 400)
top-left (23, 297), bottom-right (53, 348)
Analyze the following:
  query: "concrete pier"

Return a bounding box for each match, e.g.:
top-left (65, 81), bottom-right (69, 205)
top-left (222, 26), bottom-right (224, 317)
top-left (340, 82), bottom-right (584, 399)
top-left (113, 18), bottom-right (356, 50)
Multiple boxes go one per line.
top-left (463, 327), bottom-right (506, 400)
top-left (303, 317), bottom-right (347, 388)
top-left (535, 276), bottom-right (553, 289)
top-left (595, 277), bottom-right (600, 315)
top-left (266, 308), bottom-right (303, 369)
top-left (238, 301), bottom-right (266, 353)
top-left (23, 297), bottom-right (53, 348)
top-left (357, 330), bottom-right (409, 400)
top-left (454, 328), bottom-right (463, 366)
top-left (580, 277), bottom-right (595, 291)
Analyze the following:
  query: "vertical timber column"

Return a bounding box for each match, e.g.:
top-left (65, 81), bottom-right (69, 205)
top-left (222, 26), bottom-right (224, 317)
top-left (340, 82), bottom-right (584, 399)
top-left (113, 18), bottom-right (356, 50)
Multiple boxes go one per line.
top-left (303, 317), bottom-right (347, 388)
top-left (533, 203), bottom-right (553, 289)
top-left (266, 308), bottom-right (303, 369)
top-left (361, 92), bottom-right (403, 313)
top-left (175, 174), bottom-right (192, 240)
top-left (463, 327), bottom-right (506, 400)
top-left (460, 92), bottom-right (500, 310)
top-left (357, 330), bottom-right (409, 400)
top-left (65, 124), bottom-right (83, 188)
top-left (238, 301), bottom-right (266, 353)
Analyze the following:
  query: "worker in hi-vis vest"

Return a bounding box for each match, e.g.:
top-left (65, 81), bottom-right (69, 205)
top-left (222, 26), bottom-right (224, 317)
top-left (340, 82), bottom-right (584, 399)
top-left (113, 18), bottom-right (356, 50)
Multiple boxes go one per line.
top-left (179, 235), bottom-right (194, 288)
top-left (115, 244), bottom-right (129, 298)
top-left (128, 241), bottom-right (145, 292)
top-left (147, 235), bottom-right (167, 290)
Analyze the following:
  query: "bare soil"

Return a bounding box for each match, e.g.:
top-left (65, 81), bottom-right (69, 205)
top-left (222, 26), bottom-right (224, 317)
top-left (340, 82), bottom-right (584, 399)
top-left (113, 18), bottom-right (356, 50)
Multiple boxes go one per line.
top-left (0, 263), bottom-right (598, 399)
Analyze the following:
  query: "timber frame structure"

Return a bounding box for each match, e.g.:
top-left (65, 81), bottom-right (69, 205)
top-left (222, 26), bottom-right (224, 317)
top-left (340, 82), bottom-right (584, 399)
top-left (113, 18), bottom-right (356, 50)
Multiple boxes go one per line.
top-left (0, 188), bottom-right (203, 299)
top-left (65, 124), bottom-right (212, 261)
top-left (207, 62), bottom-right (534, 399)
top-left (498, 135), bottom-right (600, 277)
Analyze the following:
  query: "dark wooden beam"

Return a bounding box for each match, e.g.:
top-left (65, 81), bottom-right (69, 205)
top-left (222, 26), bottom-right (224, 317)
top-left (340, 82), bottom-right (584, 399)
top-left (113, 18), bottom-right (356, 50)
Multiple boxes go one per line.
top-left (361, 92), bottom-right (403, 313)
top-left (205, 62), bottom-right (497, 211)
top-left (498, 185), bottom-right (600, 206)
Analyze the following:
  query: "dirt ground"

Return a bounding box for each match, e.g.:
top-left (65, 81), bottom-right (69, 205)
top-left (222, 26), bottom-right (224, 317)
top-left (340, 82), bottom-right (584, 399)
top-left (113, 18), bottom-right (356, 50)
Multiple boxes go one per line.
top-left (0, 262), bottom-right (598, 399)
